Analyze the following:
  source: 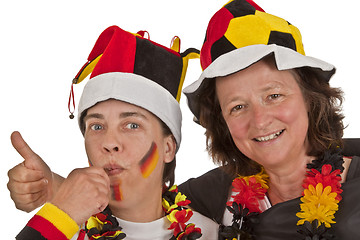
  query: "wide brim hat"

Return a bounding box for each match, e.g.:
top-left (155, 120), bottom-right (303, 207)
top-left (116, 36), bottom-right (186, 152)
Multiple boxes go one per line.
top-left (183, 0), bottom-right (336, 121)
top-left (69, 26), bottom-right (199, 150)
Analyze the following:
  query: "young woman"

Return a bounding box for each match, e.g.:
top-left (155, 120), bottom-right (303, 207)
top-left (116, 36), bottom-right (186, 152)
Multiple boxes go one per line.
top-left (10, 25), bottom-right (218, 240)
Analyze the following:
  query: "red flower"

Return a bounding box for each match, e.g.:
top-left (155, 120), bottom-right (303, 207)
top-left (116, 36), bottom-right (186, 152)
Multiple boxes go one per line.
top-left (228, 176), bottom-right (267, 213)
top-left (177, 199), bottom-right (191, 207)
top-left (176, 224), bottom-right (202, 240)
top-left (168, 210), bottom-right (194, 236)
top-left (95, 212), bottom-right (108, 222)
top-left (303, 164), bottom-right (343, 201)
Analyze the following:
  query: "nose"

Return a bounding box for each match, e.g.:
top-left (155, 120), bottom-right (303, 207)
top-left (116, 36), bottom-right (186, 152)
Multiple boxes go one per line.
top-left (104, 145), bottom-right (119, 153)
top-left (102, 131), bottom-right (122, 153)
top-left (251, 104), bottom-right (271, 130)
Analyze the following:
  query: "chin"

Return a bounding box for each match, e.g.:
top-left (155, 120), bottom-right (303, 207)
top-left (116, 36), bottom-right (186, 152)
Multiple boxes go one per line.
top-left (109, 199), bottom-right (126, 210)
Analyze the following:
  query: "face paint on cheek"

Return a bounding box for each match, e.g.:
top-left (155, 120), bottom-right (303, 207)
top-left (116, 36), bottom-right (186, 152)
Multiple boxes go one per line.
top-left (139, 142), bottom-right (159, 178)
top-left (111, 183), bottom-right (123, 201)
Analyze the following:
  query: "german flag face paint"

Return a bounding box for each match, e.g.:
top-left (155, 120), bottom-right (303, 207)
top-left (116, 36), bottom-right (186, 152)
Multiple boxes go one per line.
top-left (111, 183), bottom-right (123, 201)
top-left (139, 142), bottom-right (159, 178)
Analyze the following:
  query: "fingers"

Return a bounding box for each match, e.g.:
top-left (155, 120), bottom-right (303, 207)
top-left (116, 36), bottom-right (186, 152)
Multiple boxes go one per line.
top-left (8, 185), bottom-right (47, 213)
top-left (11, 131), bottom-right (38, 162)
top-left (7, 164), bottom-right (48, 213)
top-left (8, 162), bottom-right (44, 183)
top-left (50, 167), bottom-right (110, 225)
top-left (84, 167), bottom-right (110, 188)
top-left (7, 176), bottom-right (48, 195)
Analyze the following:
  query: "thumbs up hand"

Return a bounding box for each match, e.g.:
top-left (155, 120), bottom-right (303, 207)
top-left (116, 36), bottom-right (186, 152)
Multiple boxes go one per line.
top-left (7, 131), bottom-right (55, 212)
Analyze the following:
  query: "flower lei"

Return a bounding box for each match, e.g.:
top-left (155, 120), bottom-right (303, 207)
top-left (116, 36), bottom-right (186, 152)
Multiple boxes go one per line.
top-left (84, 206), bottom-right (125, 240)
top-left (219, 150), bottom-right (344, 240)
top-left (297, 149), bottom-right (344, 239)
top-left (163, 185), bottom-right (202, 240)
top-left (83, 185), bottom-right (202, 240)
top-left (219, 168), bottom-right (268, 240)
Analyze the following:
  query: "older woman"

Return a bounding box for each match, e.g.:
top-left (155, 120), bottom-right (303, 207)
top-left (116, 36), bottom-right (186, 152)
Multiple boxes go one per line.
top-left (180, 0), bottom-right (360, 239)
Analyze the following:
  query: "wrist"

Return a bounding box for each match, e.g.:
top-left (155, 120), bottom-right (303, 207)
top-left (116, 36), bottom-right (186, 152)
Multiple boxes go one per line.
top-left (49, 173), bottom-right (65, 201)
top-left (35, 203), bottom-right (79, 239)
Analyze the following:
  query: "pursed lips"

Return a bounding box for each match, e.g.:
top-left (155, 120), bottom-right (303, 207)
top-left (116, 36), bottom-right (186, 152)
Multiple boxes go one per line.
top-left (104, 164), bottom-right (125, 176)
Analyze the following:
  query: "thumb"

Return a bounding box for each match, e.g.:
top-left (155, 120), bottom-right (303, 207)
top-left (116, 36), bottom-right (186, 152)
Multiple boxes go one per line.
top-left (11, 131), bottom-right (43, 170)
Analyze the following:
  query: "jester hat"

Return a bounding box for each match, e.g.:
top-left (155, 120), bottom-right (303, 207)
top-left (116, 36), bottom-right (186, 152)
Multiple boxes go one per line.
top-left (70, 25), bottom-right (199, 149)
top-left (183, 0), bottom-right (336, 121)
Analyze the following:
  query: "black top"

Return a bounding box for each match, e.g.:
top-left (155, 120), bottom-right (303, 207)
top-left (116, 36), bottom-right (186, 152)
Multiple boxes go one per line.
top-left (179, 155), bottom-right (360, 239)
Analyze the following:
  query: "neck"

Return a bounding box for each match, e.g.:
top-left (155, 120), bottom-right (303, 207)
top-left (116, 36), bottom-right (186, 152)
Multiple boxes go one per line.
top-left (265, 155), bottom-right (313, 205)
top-left (110, 186), bottom-right (164, 223)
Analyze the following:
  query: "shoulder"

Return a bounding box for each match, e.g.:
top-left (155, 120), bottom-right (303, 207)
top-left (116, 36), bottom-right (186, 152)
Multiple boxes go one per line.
top-left (179, 167), bottom-right (232, 201)
top-left (343, 138), bottom-right (360, 157)
top-left (330, 156), bottom-right (360, 238)
top-left (179, 167), bottom-right (233, 223)
top-left (344, 156), bottom-right (360, 181)
top-left (179, 167), bottom-right (232, 192)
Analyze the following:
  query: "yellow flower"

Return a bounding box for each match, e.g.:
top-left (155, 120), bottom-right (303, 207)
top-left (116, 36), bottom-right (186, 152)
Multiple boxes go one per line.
top-left (167, 209), bottom-right (179, 223)
top-left (296, 183), bottom-right (338, 228)
top-left (169, 185), bottom-right (178, 192)
top-left (162, 192), bottom-right (189, 212)
top-left (86, 216), bottom-right (104, 231)
top-left (240, 168), bottom-right (269, 190)
top-left (162, 198), bottom-right (171, 211)
top-left (175, 192), bottom-right (188, 203)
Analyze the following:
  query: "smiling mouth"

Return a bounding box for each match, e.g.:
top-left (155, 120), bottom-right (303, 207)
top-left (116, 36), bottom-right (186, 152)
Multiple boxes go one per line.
top-left (254, 129), bottom-right (284, 142)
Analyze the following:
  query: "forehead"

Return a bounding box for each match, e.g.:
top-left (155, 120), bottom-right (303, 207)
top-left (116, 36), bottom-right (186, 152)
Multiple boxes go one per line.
top-left (216, 58), bottom-right (299, 93)
top-left (85, 99), bottom-right (157, 121)
top-left (88, 99), bottom-right (147, 113)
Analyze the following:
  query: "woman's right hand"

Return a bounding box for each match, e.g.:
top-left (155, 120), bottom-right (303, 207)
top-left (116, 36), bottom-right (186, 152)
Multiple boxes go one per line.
top-left (50, 167), bottom-right (110, 225)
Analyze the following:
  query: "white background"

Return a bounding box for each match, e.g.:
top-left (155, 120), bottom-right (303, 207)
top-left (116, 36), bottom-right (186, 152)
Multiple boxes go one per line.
top-left (1, 0), bottom-right (359, 238)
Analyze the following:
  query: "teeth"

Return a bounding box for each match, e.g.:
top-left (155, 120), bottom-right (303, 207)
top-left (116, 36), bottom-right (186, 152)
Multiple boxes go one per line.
top-left (255, 130), bottom-right (284, 142)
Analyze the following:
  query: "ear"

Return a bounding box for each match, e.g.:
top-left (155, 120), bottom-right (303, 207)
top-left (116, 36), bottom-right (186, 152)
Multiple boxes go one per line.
top-left (163, 135), bottom-right (176, 163)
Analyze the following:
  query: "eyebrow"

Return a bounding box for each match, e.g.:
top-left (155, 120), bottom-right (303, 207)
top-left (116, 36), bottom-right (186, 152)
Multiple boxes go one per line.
top-left (83, 111), bottom-right (148, 123)
top-left (119, 111), bottom-right (148, 120)
top-left (259, 82), bottom-right (285, 93)
top-left (83, 113), bottom-right (104, 123)
top-left (224, 82), bottom-right (285, 106)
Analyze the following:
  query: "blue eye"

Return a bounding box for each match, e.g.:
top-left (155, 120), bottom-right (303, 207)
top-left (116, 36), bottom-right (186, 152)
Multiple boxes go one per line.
top-left (126, 123), bottom-right (139, 129)
top-left (90, 124), bottom-right (103, 131)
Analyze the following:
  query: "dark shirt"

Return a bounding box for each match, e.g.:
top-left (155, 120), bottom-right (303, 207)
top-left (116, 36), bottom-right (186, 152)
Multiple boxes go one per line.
top-left (179, 156), bottom-right (360, 239)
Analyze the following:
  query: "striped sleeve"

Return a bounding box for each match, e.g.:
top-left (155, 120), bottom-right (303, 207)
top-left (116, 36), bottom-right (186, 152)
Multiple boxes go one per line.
top-left (16, 203), bottom-right (80, 240)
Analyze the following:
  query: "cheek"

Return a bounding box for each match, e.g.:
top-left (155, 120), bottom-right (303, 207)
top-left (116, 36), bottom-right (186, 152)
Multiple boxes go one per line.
top-left (84, 137), bottom-right (100, 166)
top-left (280, 98), bottom-right (308, 125)
top-left (138, 142), bottom-right (159, 178)
top-left (225, 116), bottom-right (249, 143)
top-left (278, 99), bottom-right (309, 139)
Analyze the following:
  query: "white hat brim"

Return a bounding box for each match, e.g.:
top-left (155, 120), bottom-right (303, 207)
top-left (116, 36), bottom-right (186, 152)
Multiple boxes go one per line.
top-left (183, 44), bottom-right (335, 120)
top-left (78, 72), bottom-right (182, 150)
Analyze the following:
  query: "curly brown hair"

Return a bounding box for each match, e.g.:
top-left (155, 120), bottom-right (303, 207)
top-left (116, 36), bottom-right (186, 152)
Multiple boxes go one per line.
top-left (198, 57), bottom-right (344, 178)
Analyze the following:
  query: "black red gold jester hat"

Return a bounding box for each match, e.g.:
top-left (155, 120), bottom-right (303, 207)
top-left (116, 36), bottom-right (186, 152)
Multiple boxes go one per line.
top-left (68, 25), bottom-right (199, 150)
